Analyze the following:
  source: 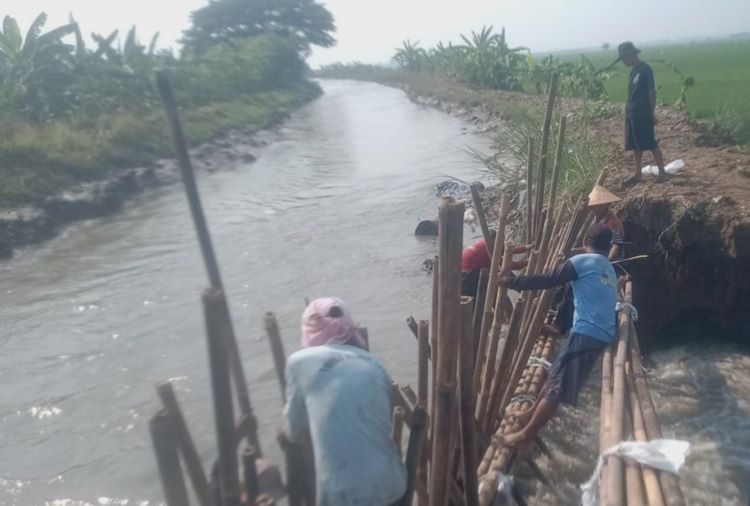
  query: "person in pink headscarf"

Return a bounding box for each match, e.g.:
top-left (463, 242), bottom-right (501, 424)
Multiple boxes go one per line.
top-left (283, 298), bottom-right (406, 506)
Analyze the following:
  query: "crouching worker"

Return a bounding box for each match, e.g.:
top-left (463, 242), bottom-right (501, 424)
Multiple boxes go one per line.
top-left (462, 236), bottom-right (532, 296)
top-left (497, 223), bottom-right (617, 446)
top-left (283, 297), bottom-right (406, 505)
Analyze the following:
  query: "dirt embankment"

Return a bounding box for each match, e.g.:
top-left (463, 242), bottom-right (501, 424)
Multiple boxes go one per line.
top-left (390, 76), bottom-right (750, 344)
top-left (0, 128), bottom-right (266, 259)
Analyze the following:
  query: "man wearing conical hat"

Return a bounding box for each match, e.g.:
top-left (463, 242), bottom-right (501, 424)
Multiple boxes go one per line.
top-left (588, 184), bottom-right (624, 261)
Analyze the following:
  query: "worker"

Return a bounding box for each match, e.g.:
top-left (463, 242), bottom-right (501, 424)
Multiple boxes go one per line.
top-left (283, 297), bottom-right (406, 505)
top-left (461, 234), bottom-right (532, 296)
top-left (497, 223), bottom-right (618, 447)
top-left (618, 41), bottom-right (667, 184)
top-left (588, 185), bottom-right (625, 261)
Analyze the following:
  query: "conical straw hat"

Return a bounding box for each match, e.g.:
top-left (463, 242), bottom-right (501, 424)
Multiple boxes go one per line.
top-left (588, 185), bottom-right (622, 206)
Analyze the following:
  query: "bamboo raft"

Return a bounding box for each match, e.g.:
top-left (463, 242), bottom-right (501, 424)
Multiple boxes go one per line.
top-left (147, 72), bottom-right (685, 506)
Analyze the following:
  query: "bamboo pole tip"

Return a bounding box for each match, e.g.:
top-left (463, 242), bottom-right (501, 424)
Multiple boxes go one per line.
top-left (202, 287), bottom-right (225, 302)
top-left (441, 196), bottom-right (456, 205)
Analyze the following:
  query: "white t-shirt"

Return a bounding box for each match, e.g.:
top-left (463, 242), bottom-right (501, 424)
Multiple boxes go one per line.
top-left (284, 344), bottom-right (406, 506)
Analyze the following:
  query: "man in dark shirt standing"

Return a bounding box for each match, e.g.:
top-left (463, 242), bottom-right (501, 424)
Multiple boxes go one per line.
top-left (619, 41), bottom-right (667, 184)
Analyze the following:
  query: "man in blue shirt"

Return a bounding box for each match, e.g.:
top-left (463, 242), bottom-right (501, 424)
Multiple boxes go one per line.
top-left (497, 223), bottom-right (618, 446)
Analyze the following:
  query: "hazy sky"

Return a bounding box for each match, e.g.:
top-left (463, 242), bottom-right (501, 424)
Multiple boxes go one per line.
top-left (6, 0), bottom-right (750, 66)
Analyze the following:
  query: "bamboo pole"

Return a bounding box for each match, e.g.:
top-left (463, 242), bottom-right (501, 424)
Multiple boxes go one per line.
top-left (277, 432), bottom-right (313, 506)
top-left (242, 447), bottom-right (260, 504)
top-left (476, 242), bottom-right (515, 423)
top-left (472, 269), bottom-right (490, 357)
top-left (430, 255), bottom-right (439, 435)
top-left (533, 73), bottom-right (559, 239)
top-left (400, 405), bottom-right (429, 506)
top-left (157, 72), bottom-right (259, 453)
top-left (150, 409), bottom-right (191, 506)
top-left (430, 197), bottom-right (464, 506)
top-left (475, 195), bottom-right (511, 393)
top-left (599, 344), bottom-right (614, 506)
top-left (526, 138), bottom-right (536, 244)
top-left (458, 298), bottom-right (480, 506)
top-left (624, 395), bottom-right (647, 506)
top-left (627, 363), bottom-right (665, 506)
top-left (157, 382), bottom-right (211, 506)
top-left (203, 289), bottom-right (242, 506)
top-left (470, 183), bottom-right (493, 253)
top-left (392, 406), bottom-right (406, 456)
top-left (546, 115), bottom-right (567, 224)
top-left (417, 320), bottom-right (430, 406)
top-left (606, 305), bottom-right (631, 506)
top-left (264, 311), bottom-right (287, 403)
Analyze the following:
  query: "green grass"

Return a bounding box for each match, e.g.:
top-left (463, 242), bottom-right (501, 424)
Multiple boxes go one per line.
top-left (556, 39), bottom-right (750, 142)
top-left (0, 82), bottom-right (321, 207)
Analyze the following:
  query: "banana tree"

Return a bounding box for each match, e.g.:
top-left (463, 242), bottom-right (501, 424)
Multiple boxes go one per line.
top-left (0, 13), bottom-right (77, 120)
top-left (393, 39), bottom-right (426, 71)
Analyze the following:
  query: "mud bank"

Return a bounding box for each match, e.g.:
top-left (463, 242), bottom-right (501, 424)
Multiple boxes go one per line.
top-left (0, 124), bottom-right (274, 259)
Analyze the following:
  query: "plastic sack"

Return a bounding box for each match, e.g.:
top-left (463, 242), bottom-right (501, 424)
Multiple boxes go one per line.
top-left (641, 159), bottom-right (685, 176)
top-left (580, 439), bottom-right (690, 506)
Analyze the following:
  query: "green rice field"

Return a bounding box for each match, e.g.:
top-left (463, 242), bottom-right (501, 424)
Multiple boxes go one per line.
top-left (559, 39), bottom-right (750, 142)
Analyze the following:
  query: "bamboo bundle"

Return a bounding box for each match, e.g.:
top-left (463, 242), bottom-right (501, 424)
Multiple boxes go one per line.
top-left (595, 280), bottom-right (685, 506)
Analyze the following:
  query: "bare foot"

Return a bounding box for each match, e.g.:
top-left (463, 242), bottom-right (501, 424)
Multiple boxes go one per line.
top-left (501, 430), bottom-right (534, 448)
top-left (507, 407), bottom-right (534, 426)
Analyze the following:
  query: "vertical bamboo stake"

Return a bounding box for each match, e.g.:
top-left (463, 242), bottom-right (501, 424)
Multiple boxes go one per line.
top-left (476, 242), bottom-right (515, 422)
top-left (242, 447), bottom-right (260, 504)
top-left (157, 72), bottom-right (259, 453)
top-left (470, 183), bottom-right (493, 253)
top-left (264, 311), bottom-right (287, 403)
top-left (157, 382), bottom-right (211, 506)
top-left (150, 409), bottom-right (191, 506)
top-left (475, 194), bottom-right (510, 393)
top-left (203, 289), bottom-right (242, 506)
top-left (418, 320), bottom-right (430, 406)
top-left (472, 269), bottom-right (490, 357)
top-left (606, 308), bottom-right (631, 506)
top-left (533, 73), bottom-right (560, 238)
top-left (392, 406), bottom-right (406, 455)
top-left (458, 298), bottom-right (480, 506)
top-left (429, 255), bottom-right (439, 464)
top-left (430, 197), bottom-right (464, 506)
top-left (546, 115), bottom-right (567, 223)
top-left (526, 137), bottom-right (536, 243)
top-left (400, 406), bottom-right (429, 506)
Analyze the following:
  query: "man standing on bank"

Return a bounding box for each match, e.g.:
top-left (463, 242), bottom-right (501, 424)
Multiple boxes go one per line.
top-left (619, 41), bottom-right (667, 184)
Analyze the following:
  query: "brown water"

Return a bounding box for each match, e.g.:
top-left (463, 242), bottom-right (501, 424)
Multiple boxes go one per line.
top-left (0, 80), bottom-right (748, 505)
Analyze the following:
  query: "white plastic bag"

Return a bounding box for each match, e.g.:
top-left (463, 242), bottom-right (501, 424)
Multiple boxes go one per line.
top-left (641, 159), bottom-right (685, 176)
top-left (580, 439), bottom-right (690, 506)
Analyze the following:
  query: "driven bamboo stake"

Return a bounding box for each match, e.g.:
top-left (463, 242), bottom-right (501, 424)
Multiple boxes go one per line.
top-left (150, 409), bottom-right (191, 506)
top-left (458, 298), bottom-right (480, 506)
top-left (264, 311), bottom-right (287, 403)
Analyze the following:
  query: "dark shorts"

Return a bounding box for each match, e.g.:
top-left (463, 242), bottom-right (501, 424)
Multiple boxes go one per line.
top-left (544, 332), bottom-right (608, 406)
top-left (625, 115), bottom-right (658, 151)
top-left (461, 269), bottom-right (481, 297)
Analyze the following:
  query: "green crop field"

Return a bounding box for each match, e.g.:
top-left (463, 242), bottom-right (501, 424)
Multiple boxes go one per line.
top-left (557, 39), bottom-right (750, 142)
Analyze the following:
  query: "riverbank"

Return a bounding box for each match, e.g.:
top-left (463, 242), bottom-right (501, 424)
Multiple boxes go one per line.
top-left (0, 82), bottom-right (321, 258)
top-left (328, 72), bottom-right (750, 344)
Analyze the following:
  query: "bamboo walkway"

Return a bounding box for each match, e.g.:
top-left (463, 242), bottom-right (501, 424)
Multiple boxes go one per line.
top-left (146, 72), bottom-right (685, 506)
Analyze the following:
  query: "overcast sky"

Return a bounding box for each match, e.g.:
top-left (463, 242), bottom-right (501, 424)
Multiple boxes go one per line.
top-left (6, 0), bottom-right (750, 66)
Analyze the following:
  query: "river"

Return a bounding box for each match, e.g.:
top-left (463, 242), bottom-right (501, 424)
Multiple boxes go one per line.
top-left (0, 80), bottom-right (748, 505)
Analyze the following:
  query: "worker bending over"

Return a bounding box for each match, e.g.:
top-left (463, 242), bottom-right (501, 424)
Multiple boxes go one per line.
top-left (462, 235), bottom-right (531, 296)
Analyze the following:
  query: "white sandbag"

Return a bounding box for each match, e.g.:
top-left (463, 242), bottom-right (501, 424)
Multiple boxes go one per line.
top-left (580, 439), bottom-right (690, 506)
top-left (641, 159), bottom-right (685, 176)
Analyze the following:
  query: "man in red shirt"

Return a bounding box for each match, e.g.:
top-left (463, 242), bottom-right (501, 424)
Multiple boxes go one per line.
top-left (461, 234), bottom-right (531, 296)
top-left (588, 185), bottom-right (625, 261)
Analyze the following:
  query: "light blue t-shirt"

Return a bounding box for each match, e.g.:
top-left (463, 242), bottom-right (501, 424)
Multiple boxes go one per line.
top-left (570, 253), bottom-right (618, 343)
top-left (284, 344), bottom-right (406, 506)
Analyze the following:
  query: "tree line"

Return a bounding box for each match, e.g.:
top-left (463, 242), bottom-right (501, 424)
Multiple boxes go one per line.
top-left (0, 0), bottom-right (336, 124)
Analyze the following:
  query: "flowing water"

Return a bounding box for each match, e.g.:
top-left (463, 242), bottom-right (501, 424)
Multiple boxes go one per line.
top-left (0, 80), bottom-right (748, 505)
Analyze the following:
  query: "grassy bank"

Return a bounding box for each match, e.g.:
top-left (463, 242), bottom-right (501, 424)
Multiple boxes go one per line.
top-left (0, 81), bottom-right (320, 207)
top-left (556, 39), bottom-right (750, 142)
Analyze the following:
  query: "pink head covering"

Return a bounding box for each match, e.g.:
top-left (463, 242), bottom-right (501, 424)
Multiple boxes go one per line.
top-left (301, 297), bottom-right (365, 348)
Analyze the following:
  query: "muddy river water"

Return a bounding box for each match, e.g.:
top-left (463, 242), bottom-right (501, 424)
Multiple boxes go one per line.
top-left (0, 80), bottom-right (748, 505)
